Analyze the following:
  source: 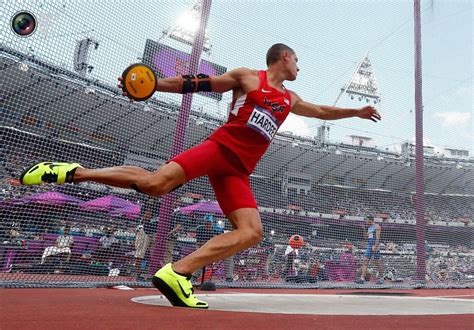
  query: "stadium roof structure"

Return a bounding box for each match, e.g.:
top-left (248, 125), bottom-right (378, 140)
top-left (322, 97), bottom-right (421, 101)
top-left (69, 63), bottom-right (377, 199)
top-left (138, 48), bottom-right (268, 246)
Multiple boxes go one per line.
top-left (1, 47), bottom-right (473, 196)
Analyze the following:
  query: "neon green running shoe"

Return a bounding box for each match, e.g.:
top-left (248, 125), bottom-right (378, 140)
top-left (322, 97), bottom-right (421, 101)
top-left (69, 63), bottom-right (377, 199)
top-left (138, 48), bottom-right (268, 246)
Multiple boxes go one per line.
top-left (20, 162), bottom-right (82, 185)
top-left (152, 263), bottom-right (209, 309)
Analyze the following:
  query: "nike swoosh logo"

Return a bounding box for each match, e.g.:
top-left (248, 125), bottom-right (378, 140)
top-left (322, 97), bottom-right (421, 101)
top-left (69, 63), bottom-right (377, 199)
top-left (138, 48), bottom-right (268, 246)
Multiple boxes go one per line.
top-left (261, 89), bottom-right (272, 93)
top-left (48, 164), bottom-right (60, 170)
top-left (177, 281), bottom-right (190, 299)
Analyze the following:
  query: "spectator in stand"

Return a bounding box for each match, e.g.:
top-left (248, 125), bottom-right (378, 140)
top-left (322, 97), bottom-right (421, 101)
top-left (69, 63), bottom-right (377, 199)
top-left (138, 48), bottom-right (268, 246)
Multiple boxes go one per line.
top-left (96, 228), bottom-right (118, 262)
top-left (438, 260), bottom-right (449, 281)
top-left (212, 220), bottom-right (225, 235)
top-left (134, 209), bottom-right (155, 279)
top-left (195, 214), bottom-right (215, 248)
top-left (41, 225), bottom-right (74, 264)
top-left (164, 223), bottom-right (184, 264)
top-left (259, 235), bottom-right (273, 280)
top-left (8, 223), bottom-right (23, 241)
top-left (283, 244), bottom-right (298, 280)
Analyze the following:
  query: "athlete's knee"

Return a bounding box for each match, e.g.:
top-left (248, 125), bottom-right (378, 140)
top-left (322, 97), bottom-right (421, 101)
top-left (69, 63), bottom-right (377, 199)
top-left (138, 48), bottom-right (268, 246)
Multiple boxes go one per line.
top-left (252, 228), bottom-right (263, 245)
top-left (254, 224), bottom-right (264, 243)
top-left (228, 209), bottom-right (263, 247)
top-left (241, 227), bottom-right (263, 247)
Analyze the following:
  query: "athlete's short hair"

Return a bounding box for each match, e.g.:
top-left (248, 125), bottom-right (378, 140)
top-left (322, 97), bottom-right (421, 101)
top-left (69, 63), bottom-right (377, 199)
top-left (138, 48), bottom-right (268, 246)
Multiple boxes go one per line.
top-left (266, 43), bottom-right (295, 66)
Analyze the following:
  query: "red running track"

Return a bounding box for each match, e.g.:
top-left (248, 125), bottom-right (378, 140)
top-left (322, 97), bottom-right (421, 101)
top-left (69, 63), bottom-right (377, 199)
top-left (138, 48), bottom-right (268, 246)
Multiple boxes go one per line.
top-left (1, 288), bottom-right (472, 330)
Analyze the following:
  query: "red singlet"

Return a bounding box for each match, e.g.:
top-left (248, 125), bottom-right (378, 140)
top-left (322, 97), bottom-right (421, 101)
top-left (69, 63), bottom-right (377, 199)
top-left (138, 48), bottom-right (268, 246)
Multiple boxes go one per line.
top-left (171, 70), bottom-right (292, 215)
top-left (209, 70), bottom-right (292, 173)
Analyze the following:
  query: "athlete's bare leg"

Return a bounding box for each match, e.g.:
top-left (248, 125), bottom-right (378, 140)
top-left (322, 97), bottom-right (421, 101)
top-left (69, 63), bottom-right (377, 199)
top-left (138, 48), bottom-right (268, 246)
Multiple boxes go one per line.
top-left (375, 259), bottom-right (384, 277)
top-left (360, 257), bottom-right (369, 280)
top-left (172, 208), bottom-right (263, 275)
top-left (73, 161), bottom-right (186, 196)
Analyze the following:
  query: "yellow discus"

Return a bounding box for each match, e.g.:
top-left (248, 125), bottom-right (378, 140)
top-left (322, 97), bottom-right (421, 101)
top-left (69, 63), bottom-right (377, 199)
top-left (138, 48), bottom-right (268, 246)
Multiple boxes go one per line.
top-left (120, 63), bottom-right (157, 101)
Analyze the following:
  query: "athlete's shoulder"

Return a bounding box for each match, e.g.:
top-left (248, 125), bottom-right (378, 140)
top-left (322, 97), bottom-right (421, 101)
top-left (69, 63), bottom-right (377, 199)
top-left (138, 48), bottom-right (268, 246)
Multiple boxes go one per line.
top-left (228, 67), bottom-right (259, 78)
top-left (227, 68), bottom-right (260, 92)
top-left (287, 89), bottom-right (298, 98)
top-left (287, 89), bottom-right (301, 107)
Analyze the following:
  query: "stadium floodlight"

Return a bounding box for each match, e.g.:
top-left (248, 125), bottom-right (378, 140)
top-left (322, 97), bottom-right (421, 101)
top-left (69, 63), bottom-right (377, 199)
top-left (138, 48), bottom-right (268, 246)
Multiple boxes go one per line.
top-left (322, 53), bottom-right (381, 142)
top-left (162, 0), bottom-right (212, 55)
top-left (334, 53), bottom-right (381, 106)
top-left (73, 37), bottom-right (99, 77)
top-left (177, 12), bottom-right (199, 33)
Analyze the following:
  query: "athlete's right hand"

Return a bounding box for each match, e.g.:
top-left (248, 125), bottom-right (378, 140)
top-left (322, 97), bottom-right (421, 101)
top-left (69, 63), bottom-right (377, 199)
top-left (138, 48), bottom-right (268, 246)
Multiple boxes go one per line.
top-left (358, 106), bottom-right (381, 122)
top-left (117, 64), bottom-right (157, 102)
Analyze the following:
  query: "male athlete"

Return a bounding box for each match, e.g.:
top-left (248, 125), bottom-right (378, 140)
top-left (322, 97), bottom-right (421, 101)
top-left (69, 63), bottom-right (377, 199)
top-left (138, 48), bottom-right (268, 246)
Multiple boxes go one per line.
top-left (356, 216), bottom-right (384, 284)
top-left (20, 44), bottom-right (381, 308)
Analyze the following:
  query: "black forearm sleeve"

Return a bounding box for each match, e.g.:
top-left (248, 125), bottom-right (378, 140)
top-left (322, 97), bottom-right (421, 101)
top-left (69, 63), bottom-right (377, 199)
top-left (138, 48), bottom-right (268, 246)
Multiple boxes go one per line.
top-left (181, 74), bottom-right (212, 93)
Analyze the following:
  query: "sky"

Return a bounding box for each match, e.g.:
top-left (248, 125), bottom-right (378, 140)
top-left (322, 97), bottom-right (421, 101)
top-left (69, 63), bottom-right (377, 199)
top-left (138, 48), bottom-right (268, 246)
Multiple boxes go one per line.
top-left (2, 0), bottom-right (472, 154)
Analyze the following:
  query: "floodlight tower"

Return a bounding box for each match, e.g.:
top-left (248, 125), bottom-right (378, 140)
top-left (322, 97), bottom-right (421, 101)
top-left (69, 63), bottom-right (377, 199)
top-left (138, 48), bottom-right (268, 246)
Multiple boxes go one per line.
top-left (336, 54), bottom-right (381, 105)
top-left (318, 54), bottom-right (381, 145)
top-left (73, 37), bottom-right (99, 77)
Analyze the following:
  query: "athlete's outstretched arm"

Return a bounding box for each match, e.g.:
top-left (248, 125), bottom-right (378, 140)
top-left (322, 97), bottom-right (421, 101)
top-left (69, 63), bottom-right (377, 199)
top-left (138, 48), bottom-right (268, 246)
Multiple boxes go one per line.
top-left (154, 67), bottom-right (250, 94)
top-left (290, 92), bottom-right (381, 122)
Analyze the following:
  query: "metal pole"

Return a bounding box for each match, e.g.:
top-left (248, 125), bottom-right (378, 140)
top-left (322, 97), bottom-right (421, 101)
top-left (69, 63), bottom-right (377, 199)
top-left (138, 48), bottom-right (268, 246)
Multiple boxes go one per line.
top-left (414, 0), bottom-right (426, 283)
top-left (150, 0), bottom-right (213, 273)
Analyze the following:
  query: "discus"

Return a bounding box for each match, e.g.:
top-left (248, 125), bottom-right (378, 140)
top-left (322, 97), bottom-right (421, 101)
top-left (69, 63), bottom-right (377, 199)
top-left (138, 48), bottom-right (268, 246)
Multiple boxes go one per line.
top-left (120, 63), bottom-right (157, 101)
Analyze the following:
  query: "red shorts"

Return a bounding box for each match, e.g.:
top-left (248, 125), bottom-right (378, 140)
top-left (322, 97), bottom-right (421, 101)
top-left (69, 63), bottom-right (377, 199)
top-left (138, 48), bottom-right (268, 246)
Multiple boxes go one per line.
top-left (170, 139), bottom-right (258, 216)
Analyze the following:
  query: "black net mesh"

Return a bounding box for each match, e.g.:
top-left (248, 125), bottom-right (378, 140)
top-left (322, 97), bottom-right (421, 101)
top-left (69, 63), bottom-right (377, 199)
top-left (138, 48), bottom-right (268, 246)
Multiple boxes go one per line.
top-left (0, 0), bottom-right (472, 289)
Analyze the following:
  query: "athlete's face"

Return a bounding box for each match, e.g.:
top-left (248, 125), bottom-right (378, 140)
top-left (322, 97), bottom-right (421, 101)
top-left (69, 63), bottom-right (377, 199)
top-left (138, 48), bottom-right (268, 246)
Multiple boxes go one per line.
top-left (283, 52), bottom-right (299, 81)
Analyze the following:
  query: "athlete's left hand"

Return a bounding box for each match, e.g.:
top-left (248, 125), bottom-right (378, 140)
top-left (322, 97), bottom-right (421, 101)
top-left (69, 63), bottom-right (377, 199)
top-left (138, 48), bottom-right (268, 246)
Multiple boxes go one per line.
top-left (117, 77), bottom-right (134, 103)
top-left (357, 106), bottom-right (381, 122)
top-left (372, 245), bottom-right (380, 252)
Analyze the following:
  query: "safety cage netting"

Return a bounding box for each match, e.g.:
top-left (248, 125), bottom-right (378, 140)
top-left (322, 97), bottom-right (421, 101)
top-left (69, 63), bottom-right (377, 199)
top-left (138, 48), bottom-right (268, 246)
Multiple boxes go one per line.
top-left (0, 0), bottom-right (472, 288)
